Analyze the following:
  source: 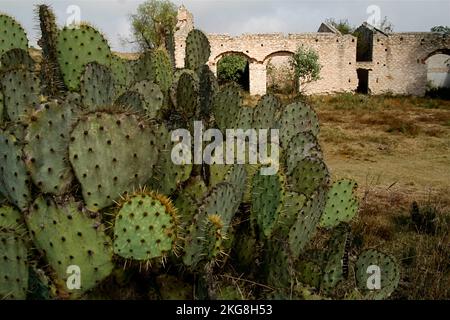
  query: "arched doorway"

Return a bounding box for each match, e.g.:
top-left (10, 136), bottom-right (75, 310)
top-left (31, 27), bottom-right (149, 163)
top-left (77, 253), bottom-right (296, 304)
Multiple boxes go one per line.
top-left (424, 49), bottom-right (450, 98)
top-left (215, 52), bottom-right (251, 91)
top-left (264, 51), bottom-right (296, 94)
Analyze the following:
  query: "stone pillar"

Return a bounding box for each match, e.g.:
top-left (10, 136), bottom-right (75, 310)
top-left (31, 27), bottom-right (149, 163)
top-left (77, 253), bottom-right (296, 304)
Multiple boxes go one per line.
top-left (249, 62), bottom-right (267, 96)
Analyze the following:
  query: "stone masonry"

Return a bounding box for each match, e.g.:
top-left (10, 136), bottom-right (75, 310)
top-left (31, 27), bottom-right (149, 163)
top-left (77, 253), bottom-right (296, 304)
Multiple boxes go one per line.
top-left (174, 6), bottom-right (450, 96)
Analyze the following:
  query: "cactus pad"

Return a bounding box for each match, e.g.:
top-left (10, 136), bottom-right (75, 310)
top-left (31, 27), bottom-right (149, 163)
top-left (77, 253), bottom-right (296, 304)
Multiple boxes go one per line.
top-left (185, 29), bottom-right (211, 70)
top-left (0, 130), bottom-right (31, 210)
top-left (56, 25), bottom-right (111, 91)
top-left (113, 191), bottom-right (178, 261)
top-left (26, 196), bottom-right (114, 297)
top-left (69, 111), bottom-right (159, 210)
top-left (0, 14), bottom-right (28, 58)
top-left (80, 62), bottom-right (115, 111)
top-left (279, 102), bottom-right (320, 147)
top-left (0, 48), bottom-right (34, 72)
top-left (320, 179), bottom-right (359, 229)
top-left (24, 101), bottom-right (76, 195)
top-left (355, 249), bottom-right (400, 299)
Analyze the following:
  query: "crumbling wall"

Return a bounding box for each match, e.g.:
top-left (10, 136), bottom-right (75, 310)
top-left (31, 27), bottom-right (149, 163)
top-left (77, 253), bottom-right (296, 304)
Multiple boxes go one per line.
top-left (174, 6), bottom-right (450, 96)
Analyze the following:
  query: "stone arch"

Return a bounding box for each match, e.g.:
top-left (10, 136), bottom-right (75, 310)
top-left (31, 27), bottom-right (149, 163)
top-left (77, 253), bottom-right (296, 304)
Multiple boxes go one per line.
top-left (422, 48), bottom-right (450, 63)
top-left (263, 50), bottom-right (297, 94)
top-left (423, 48), bottom-right (450, 90)
top-left (214, 51), bottom-right (253, 91)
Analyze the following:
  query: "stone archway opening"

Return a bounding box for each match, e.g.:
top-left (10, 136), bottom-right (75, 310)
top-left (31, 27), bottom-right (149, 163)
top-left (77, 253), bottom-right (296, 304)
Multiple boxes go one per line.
top-left (264, 51), bottom-right (296, 95)
top-left (424, 49), bottom-right (450, 99)
top-left (216, 52), bottom-right (250, 92)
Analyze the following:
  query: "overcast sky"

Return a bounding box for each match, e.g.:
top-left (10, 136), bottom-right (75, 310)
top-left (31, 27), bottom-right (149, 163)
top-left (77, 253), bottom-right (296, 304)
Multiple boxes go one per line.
top-left (0, 0), bottom-right (449, 51)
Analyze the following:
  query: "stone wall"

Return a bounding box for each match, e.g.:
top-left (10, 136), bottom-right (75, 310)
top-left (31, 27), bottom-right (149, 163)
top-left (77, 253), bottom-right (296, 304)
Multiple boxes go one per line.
top-left (174, 6), bottom-right (450, 96)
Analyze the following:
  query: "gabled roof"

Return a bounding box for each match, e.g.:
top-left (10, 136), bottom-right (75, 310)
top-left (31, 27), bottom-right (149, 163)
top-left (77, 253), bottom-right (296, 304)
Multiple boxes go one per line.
top-left (356, 22), bottom-right (390, 36)
top-left (317, 22), bottom-right (342, 35)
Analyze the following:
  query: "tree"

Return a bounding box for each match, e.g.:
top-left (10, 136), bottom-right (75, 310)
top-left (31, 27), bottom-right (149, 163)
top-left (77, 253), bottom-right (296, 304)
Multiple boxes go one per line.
top-left (325, 18), bottom-right (354, 34)
top-left (217, 54), bottom-right (248, 87)
top-left (290, 46), bottom-right (322, 92)
top-left (378, 16), bottom-right (394, 33)
top-left (128, 0), bottom-right (177, 51)
top-left (431, 26), bottom-right (450, 34)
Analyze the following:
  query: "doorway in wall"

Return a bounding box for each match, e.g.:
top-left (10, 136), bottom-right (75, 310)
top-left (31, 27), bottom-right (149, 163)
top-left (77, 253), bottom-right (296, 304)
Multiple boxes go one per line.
top-left (356, 68), bottom-right (370, 94)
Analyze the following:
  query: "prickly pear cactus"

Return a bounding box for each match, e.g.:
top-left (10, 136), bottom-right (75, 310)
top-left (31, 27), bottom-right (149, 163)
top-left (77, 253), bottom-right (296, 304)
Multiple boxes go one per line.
top-left (0, 48), bottom-right (34, 71)
top-left (149, 123), bottom-right (192, 195)
top-left (185, 29), bottom-right (211, 70)
top-left (0, 130), bottom-right (32, 210)
top-left (197, 64), bottom-right (218, 119)
top-left (212, 83), bottom-right (242, 130)
top-left (251, 171), bottom-right (286, 238)
top-left (130, 80), bottom-right (164, 119)
top-left (287, 156), bottom-right (329, 197)
top-left (321, 224), bottom-right (351, 292)
top-left (285, 132), bottom-right (322, 174)
top-left (80, 62), bottom-right (115, 111)
top-left (69, 111), bottom-right (159, 210)
top-left (56, 25), bottom-right (111, 91)
top-left (0, 205), bottom-right (22, 229)
top-left (0, 14), bottom-right (28, 59)
top-left (279, 101), bottom-right (320, 147)
top-left (1, 68), bottom-right (40, 122)
top-left (24, 101), bottom-right (77, 195)
top-left (175, 72), bottom-right (199, 119)
top-left (252, 94), bottom-right (281, 129)
top-left (37, 4), bottom-right (67, 96)
top-left (26, 196), bottom-right (114, 297)
top-left (355, 249), bottom-right (400, 300)
top-left (113, 191), bottom-right (178, 261)
top-left (0, 229), bottom-right (29, 299)
top-left (289, 189), bottom-right (327, 258)
top-left (114, 91), bottom-right (145, 113)
top-left (149, 49), bottom-right (173, 93)
top-left (320, 179), bottom-right (359, 229)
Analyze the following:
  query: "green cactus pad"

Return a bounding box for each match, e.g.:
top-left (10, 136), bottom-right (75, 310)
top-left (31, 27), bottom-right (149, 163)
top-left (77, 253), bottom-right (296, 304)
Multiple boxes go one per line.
top-left (69, 111), bottom-right (159, 211)
top-left (287, 156), bottom-right (330, 197)
top-left (0, 229), bottom-right (29, 300)
top-left (130, 80), bottom-right (164, 119)
top-left (251, 171), bottom-right (286, 238)
top-left (355, 249), bottom-right (400, 300)
top-left (170, 69), bottom-right (198, 108)
top-left (110, 54), bottom-right (133, 88)
top-left (56, 25), bottom-right (111, 91)
top-left (185, 29), bottom-right (211, 70)
top-left (80, 62), bottom-right (115, 111)
top-left (1, 68), bottom-right (40, 122)
top-left (212, 83), bottom-right (242, 131)
top-left (0, 48), bottom-right (34, 72)
top-left (0, 130), bottom-right (31, 210)
top-left (320, 179), bottom-right (359, 229)
top-left (26, 196), bottom-right (114, 297)
top-left (296, 260), bottom-right (322, 289)
top-left (149, 123), bottom-right (192, 195)
top-left (252, 94), bottom-right (281, 129)
top-left (264, 240), bottom-right (292, 288)
top-left (149, 49), bottom-right (173, 93)
top-left (0, 205), bottom-right (22, 230)
top-left (289, 189), bottom-right (327, 258)
top-left (197, 65), bottom-right (218, 119)
top-left (279, 101), bottom-right (320, 147)
top-left (0, 14), bottom-right (28, 59)
top-left (24, 101), bottom-right (76, 195)
top-left (285, 132), bottom-right (323, 175)
top-left (236, 106), bottom-right (254, 129)
top-left (321, 224), bottom-right (351, 292)
top-left (113, 191), bottom-right (178, 261)
top-left (274, 192), bottom-right (307, 237)
top-left (201, 182), bottom-right (241, 233)
top-left (114, 91), bottom-right (145, 113)
top-left (175, 72), bottom-right (199, 119)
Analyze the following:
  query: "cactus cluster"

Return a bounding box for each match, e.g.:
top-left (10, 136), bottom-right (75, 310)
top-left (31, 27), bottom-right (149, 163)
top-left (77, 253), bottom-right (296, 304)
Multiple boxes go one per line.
top-left (0, 7), bottom-right (401, 300)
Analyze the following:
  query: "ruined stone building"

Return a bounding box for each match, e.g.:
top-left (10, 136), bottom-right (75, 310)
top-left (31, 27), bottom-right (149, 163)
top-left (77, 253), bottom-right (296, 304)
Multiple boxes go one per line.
top-left (174, 6), bottom-right (450, 96)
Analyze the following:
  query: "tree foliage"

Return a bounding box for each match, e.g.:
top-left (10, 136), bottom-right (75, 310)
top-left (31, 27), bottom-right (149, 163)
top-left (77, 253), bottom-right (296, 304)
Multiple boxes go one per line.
top-left (128, 0), bottom-right (177, 51)
top-left (431, 26), bottom-right (450, 34)
top-left (217, 54), bottom-right (248, 84)
top-left (290, 46), bottom-right (322, 91)
top-left (325, 18), bottom-right (354, 34)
